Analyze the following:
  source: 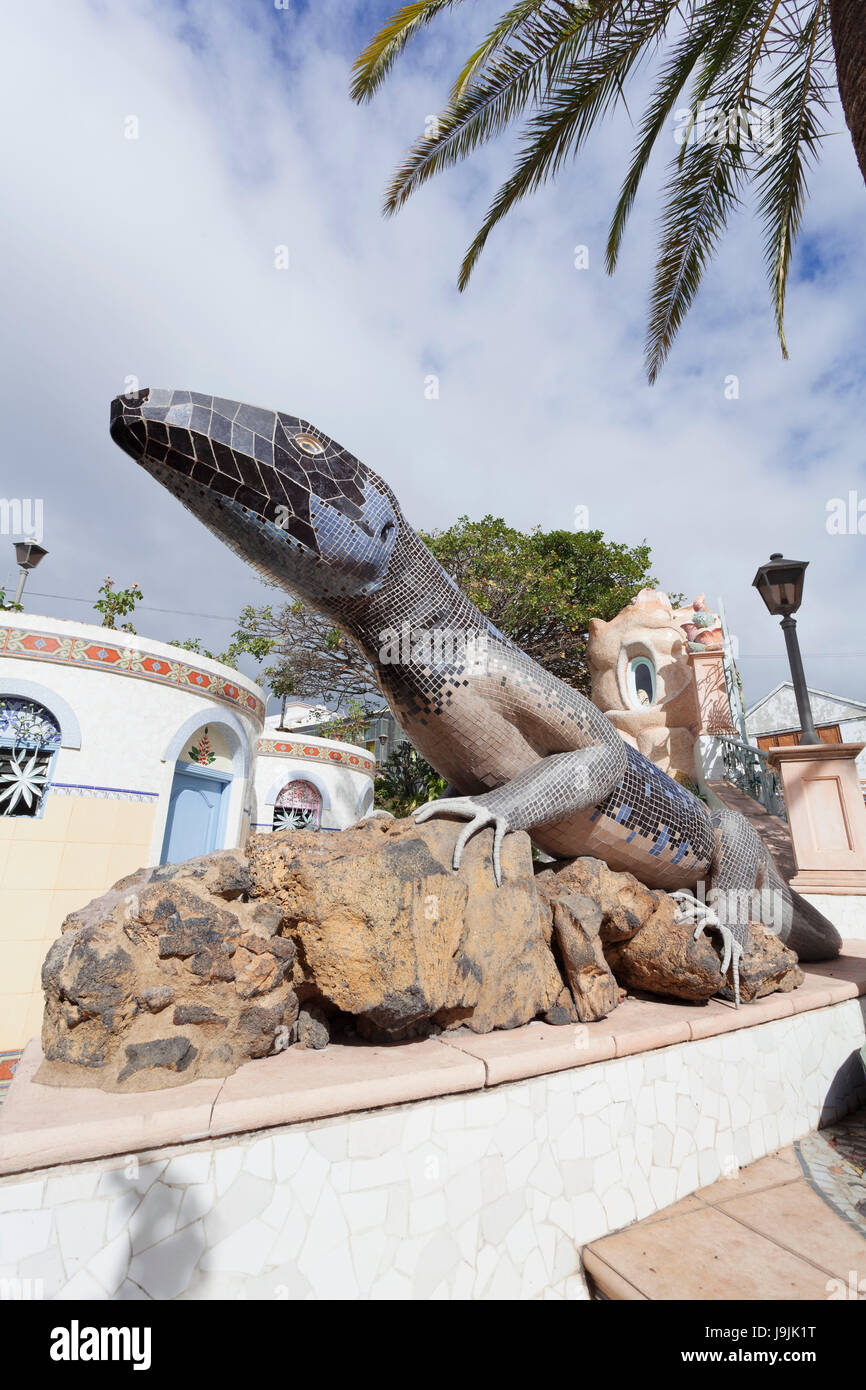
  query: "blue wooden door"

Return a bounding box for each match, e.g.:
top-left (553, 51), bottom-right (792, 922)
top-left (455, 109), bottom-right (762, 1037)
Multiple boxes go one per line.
top-left (161, 769), bottom-right (228, 864)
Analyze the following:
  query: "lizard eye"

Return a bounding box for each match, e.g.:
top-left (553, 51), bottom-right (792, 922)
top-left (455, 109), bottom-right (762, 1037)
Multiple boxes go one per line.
top-left (295, 434), bottom-right (325, 456)
top-left (380, 521), bottom-right (395, 542)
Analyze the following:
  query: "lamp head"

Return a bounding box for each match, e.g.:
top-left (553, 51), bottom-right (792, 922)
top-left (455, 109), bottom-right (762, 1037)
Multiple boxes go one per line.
top-left (752, 553), bottom-right (808, 617)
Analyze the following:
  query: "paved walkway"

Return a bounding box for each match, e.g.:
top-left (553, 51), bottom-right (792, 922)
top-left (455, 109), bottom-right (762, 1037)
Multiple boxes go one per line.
top-left (584, 1120), bottom-right (866, 1300)
top-left (708, 780), bottom-right (797, 881)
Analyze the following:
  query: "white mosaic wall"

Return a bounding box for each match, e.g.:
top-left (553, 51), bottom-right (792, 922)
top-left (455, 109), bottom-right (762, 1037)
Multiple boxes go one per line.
top-left (1, 999), bottom-right (864, 1301)
top-left (803, 894), bottom-right (866, 941)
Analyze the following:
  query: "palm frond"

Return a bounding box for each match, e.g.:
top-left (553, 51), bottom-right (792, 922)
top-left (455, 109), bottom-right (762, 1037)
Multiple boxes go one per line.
top-left (450, 0), bottom-right (558, 102)
top-left (351, 0), bottom-right (470, 104)
top-left (755, 0), bottom-right (831, 355)
top-left (645, 139), bottom-right (748, 382)
top-left (689, 0), bottom-right (769, 108)
top-left (606, 15), bottom-right (713, 273)
top-left (645, 0), bottom-right (785, 381)
top-left (457, 1), bottom-right (681, 289)
top-left (384, 7), bottom-right (597, 213)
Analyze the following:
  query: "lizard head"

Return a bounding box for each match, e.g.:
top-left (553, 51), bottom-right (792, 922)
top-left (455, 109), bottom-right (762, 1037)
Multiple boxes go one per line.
top-left (110, 389), bottom-right (401, 609)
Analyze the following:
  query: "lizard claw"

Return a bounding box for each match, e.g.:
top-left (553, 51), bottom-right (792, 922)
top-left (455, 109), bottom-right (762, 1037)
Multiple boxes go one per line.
top-left (413, 797), bottom-right (510, 886)
top-left (671, 891), bottom-right (745, 1008)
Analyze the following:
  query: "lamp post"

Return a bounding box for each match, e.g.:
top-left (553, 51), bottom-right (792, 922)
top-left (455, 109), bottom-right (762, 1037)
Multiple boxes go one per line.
top-left (751, 553), bottom-right (819, 745)
top-left (12, 539), bottom-right (48, 607)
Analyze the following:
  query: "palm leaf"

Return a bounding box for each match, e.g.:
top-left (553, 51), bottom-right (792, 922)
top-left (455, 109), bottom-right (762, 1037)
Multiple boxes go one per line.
top-left (689, 0), bottom-right (770, 109)
top-left (351, 0), bottom-right (471, 103)
top-left (606, 14), bottom-right (714, 273)
top-left (449, 0), bottom-right (559, 102)
top-left (755, 0), bottom-right (831, 355)
top-left (457, 1), bottom-right (681, 290)
top-left (645, 0), bottom-right (786, 381)
top-left (384, 7), bottom-right (597, 213)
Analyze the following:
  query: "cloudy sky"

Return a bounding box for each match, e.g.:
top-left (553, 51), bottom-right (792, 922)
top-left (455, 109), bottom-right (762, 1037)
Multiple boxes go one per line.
top-left (2, 0), bottom-right (865, 716)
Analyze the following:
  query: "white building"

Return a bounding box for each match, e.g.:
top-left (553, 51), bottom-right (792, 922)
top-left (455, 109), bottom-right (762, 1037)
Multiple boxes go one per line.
top-left (746, 682), bottom-right (866, 780)
top-left (0, 612), bottom-right (374, 1049)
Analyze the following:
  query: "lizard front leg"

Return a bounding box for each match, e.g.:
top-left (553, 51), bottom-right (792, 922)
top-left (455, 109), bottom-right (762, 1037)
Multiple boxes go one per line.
top-left (414, 742), bottom-right (627, 885)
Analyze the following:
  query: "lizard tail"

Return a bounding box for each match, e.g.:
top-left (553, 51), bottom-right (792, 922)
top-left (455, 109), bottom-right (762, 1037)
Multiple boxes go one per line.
top-left (764, 854), bottom-right (842, 962)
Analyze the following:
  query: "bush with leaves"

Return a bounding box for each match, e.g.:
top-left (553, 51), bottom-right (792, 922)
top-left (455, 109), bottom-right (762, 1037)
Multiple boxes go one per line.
top-left (94, 577), bottom-right (142, 633)
top-left (375, 743), bottom-right (448, 818)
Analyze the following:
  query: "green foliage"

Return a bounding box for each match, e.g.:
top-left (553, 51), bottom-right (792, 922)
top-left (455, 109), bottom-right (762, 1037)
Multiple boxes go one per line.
top-left (327, 696), bottom-right (381, 746)
top-left (177, 518), bottom-right (666, 701)
top-left (422, 514), bottom-right (658, 695)
top-left (0, 588), bottom-right (23, 613)
top-left (94, 577), bottom-right (142, 633)
top-left (170, 637), bottom-right (227, 662)
top-left (375, 742), bottom-right (447, 818)
top-left (352, 0), bottom-right (837, 380)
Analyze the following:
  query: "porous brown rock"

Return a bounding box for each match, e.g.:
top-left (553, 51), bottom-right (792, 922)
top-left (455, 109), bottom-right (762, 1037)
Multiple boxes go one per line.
top-left (603, 894), bottom-right (726, 1001)
top-left (38, 852), bottom-right (299, 1092)
top-left (535, 856), bottom-right (661, 945)
top-left (37, 816), bottom-right (807, 1092)
top-left (548, 894), bottom-right (621, 1023)
top-left (247, 814), bottom-right (564, 1036)
top-left (730, 923), bottom-right (804, 1002)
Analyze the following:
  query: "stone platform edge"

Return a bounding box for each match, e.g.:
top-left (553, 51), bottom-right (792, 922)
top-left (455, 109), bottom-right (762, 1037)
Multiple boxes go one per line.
top-left (2, 945), bottom-right (864, 1179)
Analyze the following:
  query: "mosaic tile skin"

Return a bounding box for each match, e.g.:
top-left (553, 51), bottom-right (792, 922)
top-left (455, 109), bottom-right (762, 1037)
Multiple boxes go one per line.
top-left (109, 390), bottom-right (841, 963)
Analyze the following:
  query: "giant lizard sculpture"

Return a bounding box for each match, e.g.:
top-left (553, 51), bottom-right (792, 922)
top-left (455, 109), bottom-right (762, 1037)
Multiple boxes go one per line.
top-left (110, 390), bottom-right (842, 1000)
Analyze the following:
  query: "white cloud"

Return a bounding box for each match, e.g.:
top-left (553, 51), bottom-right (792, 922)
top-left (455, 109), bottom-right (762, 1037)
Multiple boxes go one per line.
top-left (1, 0), bottom-right (864, 708)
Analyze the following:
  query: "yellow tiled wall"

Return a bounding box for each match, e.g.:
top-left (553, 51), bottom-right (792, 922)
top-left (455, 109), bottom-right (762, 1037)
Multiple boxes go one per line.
top-left (0, 796), bottom-right (156, 1048)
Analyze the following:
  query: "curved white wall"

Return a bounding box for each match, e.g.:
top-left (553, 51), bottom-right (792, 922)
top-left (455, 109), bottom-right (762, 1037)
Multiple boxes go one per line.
top-left (252, 732), bottom-right (376, 833)
top-left (0, 613), bottom-right (265, 1048)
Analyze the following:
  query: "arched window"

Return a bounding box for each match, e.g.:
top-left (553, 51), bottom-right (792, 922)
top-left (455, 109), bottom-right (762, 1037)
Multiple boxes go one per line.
top-left (0, 697), bottom-right (61, 817)
top-left (273, 779), bottom-right (322, 831)
top-left (627, 656), bottom-right (656, 708)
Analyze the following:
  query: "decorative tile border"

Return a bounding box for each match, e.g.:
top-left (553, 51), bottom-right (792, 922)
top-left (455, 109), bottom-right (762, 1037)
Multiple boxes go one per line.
top-left (257, 738), bottom-right (375, 778)
top-left (0, 1049), bottom-right (22, 1108)
top-left (0, 625), bottom-right (265, 724)
top-left (49, 783), bottom-right (158, 803)
top-left (796, 1117), bottom-right (866, 1239)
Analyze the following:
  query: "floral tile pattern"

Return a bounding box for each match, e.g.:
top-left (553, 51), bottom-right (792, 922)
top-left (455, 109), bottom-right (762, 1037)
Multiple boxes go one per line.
top-left (0, 625), bottom-right (265, 723)
top-left (796, 1108), bottom-right (866, 1239)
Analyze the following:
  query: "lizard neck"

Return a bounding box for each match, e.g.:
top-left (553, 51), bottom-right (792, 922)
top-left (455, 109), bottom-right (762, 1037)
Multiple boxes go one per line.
top-left (334, 522), bottom-right (496, 669)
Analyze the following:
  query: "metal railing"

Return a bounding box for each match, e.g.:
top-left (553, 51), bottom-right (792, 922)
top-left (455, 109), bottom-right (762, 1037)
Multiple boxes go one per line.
top-left (717, 735), bottom-right (786, 820)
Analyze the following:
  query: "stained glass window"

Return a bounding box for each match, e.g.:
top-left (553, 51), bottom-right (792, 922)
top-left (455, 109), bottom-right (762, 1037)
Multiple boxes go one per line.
top-left (273, 779), bottom-right (322, 831)
top-left (0, 698), bottom-right (61, 818)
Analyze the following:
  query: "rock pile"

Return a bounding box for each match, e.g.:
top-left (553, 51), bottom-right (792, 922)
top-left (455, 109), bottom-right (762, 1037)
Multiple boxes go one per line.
top-left (37, 814), bottom-right (803, 1091)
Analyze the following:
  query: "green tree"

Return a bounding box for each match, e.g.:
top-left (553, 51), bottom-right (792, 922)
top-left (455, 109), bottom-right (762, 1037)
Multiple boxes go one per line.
top-left (176, 603), bottom-right (381, 723)
top-left (422, 515), bottom-right (660, 695)
top-left (177, 520), bottom-right (662, 702)
top-left (327, 696), bottom-right (386, 745)
top-left (375, 742), bottom-right (447, 817)
top-left (353, 0), bottom-right (865, 380)
top-left (94, 577), bottom-right (142, 633)
top-left (0, 588), bottom-right (23, 613)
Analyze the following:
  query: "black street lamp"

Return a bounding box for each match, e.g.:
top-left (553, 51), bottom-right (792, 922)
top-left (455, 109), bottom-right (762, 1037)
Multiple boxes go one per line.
top-left (12, 539), bottom-right (48, 607)
top-left (752, 553), bottom-right (819, 745)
